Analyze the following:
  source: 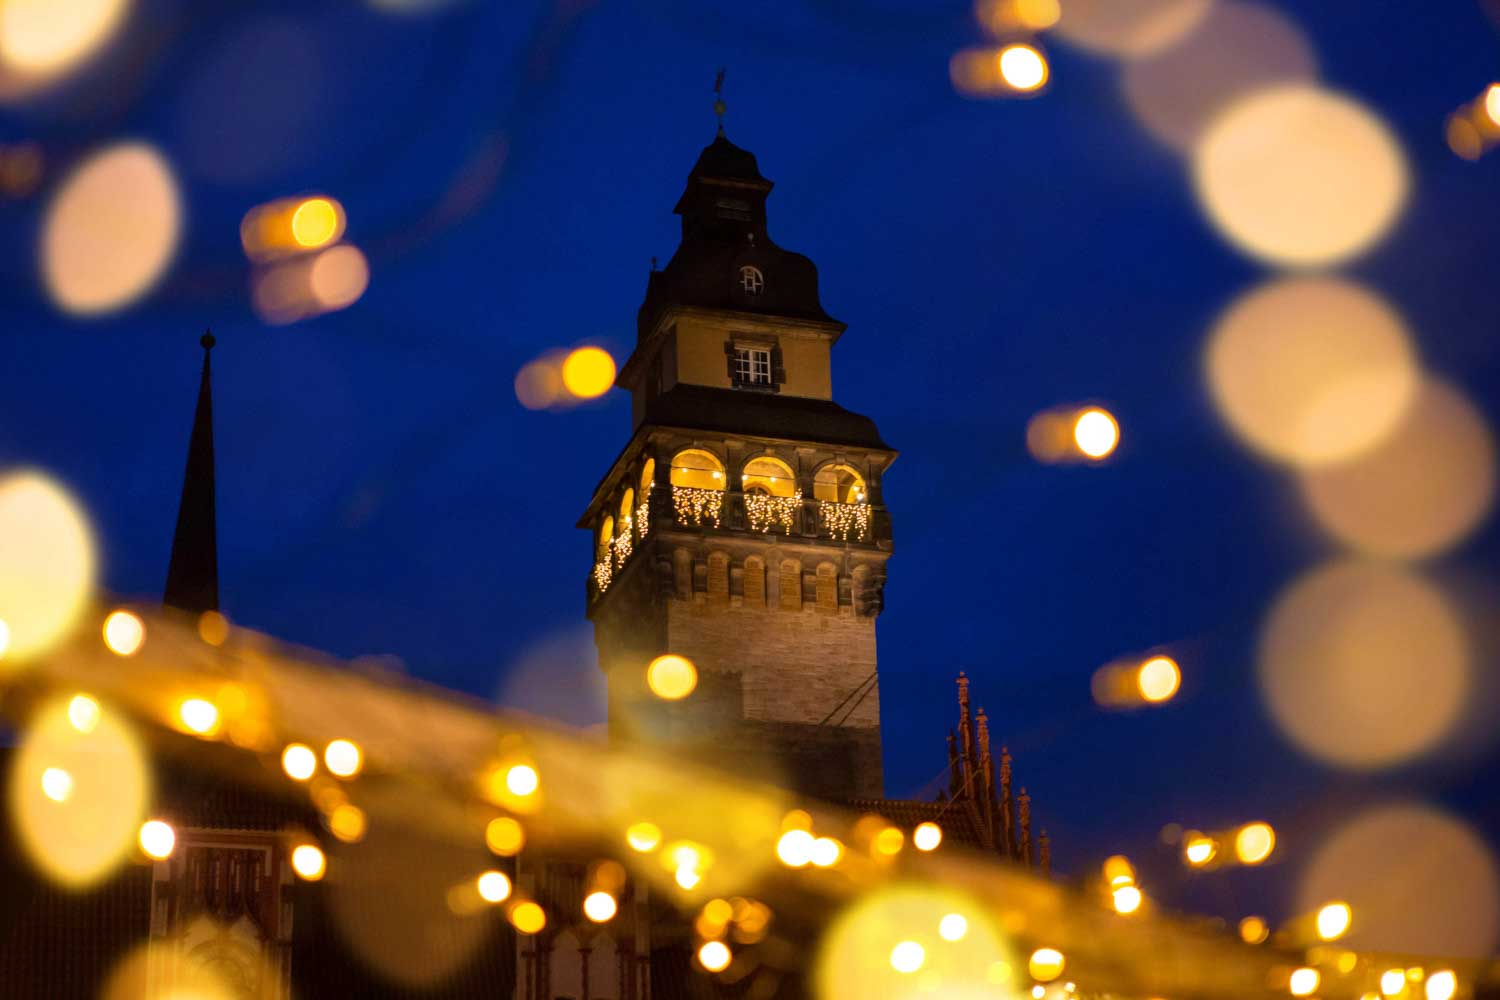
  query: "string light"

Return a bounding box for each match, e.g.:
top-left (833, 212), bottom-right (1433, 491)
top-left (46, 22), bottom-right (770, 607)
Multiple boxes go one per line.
top-left (593, 557), bottom-right (612, 594)
top-left (744, 489), bottom-right (801, 533)
top-left (818, 499), bottom-right (870, 541)
top-left (636, 486), bottom-right (652, 540)
top-left (672, 485), bottom-right (724, 528)
top-left (612, 516), bottom-right (633, 566)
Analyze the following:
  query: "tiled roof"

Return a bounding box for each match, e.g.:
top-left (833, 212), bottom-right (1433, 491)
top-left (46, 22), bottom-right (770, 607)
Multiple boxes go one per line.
top-left (645, 384), bottom-right (892, 451)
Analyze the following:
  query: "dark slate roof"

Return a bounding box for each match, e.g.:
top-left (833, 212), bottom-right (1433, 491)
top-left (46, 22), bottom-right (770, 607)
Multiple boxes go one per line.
top-left (683, 133), bottom-right (768, 187)
top-left (843, 797), bottom-right (995, 851)
top-left (644, 384), bottom-right (893, 452)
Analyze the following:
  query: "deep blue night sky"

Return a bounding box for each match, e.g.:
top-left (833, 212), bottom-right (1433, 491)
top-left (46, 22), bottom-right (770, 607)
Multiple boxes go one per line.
top-left (3, 0), bottom-right (1500, 925)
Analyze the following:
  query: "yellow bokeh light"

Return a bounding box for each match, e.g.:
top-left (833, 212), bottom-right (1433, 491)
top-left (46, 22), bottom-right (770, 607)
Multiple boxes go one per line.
top-left (43, 142), bottom-right (182, 315)
top-left (325, 739), bottom-right (363, 778)
top-left (939, 912), bottom-right (969, 941)
top-left (486, 816), bottom-right (525, 855)
top-left (10, 696), bottom-right (148, 886)
top-left (1136, 656), bottom-right (1180, 703)
top-left (67, 694), bottom-right (99, 734)
top-left (1193, 84), bottom-right (1408, 267)
top-left (1260, 560), bottom-right (1467, 771)
top-left (328, 804), bottom-right (366, 843)
top-left (698, 940), bottom-right (732, 972)
top-left (515, 355), bottom-right (565, 411)
top-left (561, 346), bottom-right (616, 400)
top-left (1073, 408), bottom-right (1119, 459)
top-left (138, 819), bottom-right (174, 860)
top-left (810, 836), bottom-right (843, 868)
top-left (583, 890), bottom-right (617, 922)
top-left (1112, 884), bottom-right (1143, 914)
top-left (509, 900), bottom-right (546, 934)
top-left (1207, 277), bottom-right (1418, 467)
top-left (1235, 822), bottom-right (1275, 865)
top-left (675, 864), bottom-right (701, 890)
top-left (890, 940), bottom-right (925, 974)
top-left (102, 609), bottom-right (144, 656)
top-left (646, 654), bottom-right (698, 701)
top-left (291, 197), bottom-right (342, 248)
top-left (1302, 804), bottom-right (1499, 958)
top-left (913, 822), bottom-right (943, 852)
top-left (777, 828), bottom-right (815, 868)
top-left (505, 764), bottom-right (539, 797)
top-left (1030, 948), bottom-right (1065, 982)
top-left (177, 697), bottom-right (220, 736)
top-left (874, 826), bottom-right (904, 856)
top-left (197, 609), bottom-right (230, 646)
top-left (1240, 915), bottom-right (1269, 944)
top-left (281, 743), bottom-right (317, 781)
top-left (1123, 1), bottom-right (1317, 152)
top-left (1053, 0), bottom-right (1211, 58)
top-left (477, 870), bottom-right (512, 903)
top-left (1298, 379), bottom-right (1495, 560)
top-left (1183, 833), bottom-right (1216, 866)
top-left (308, 243), bottom-right (369, 310)
top-left (1486, 85), bottom-right (1500, 127)
top-left (0, 0), bottom-right (127, 79)
top-left (1384, 970), bottom-right (1409, 996)
top-left (1317, 901), bottom-right (1352, 941)
top-left (1290, 967), bottom-right (1321, 996)
top-left (977, 0), bottom-right (1061, 33)
top-left (291, 844), bottom-right (326, 881)
top-left (41, 766), bottom-right (72, 802)
top-left (626, 820), bottom-right (662, 853)
top-left (998, 44), bottom-right (1048, 92)
top-left (1103, 854), bottom-right (1135, 886)
top-left (1426, 971), bottom-right (1457, 1000)
top-left (0, 471), bottom-right (95, 665)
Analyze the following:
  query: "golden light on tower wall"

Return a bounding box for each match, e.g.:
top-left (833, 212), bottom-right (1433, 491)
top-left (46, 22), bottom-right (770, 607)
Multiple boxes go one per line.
top-left (1193, 85), bottom-right (1408, 268)
top-left (1206, 277), bottom-right (1419, 468)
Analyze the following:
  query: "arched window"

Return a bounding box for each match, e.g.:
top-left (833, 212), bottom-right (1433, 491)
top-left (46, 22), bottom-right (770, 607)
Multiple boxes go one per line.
top-left (637, 458), bottom-right (655, 539)
top-left (813, 464), bottom-right (866, 503)
top-left (597, 515), bottom-right (614, 561)
top-left (741, 456), bottom-right (797, 497)
top-left (739, 265), bottom-right (764, 295)
top-left (670, 449), bottom-right (724, 490)
top-left (619, 488), bottom-right (635, 528)
top-left (640, 457), bottom-right (656, 494)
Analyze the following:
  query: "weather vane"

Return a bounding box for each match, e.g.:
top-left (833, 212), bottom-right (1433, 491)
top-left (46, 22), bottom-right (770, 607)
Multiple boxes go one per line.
top-left (714, 67), bottom-right (727, 135)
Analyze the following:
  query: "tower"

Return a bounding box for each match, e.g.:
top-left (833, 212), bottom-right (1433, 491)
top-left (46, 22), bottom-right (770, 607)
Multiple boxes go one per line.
top-left (579, 123), bottom-right (896, 801)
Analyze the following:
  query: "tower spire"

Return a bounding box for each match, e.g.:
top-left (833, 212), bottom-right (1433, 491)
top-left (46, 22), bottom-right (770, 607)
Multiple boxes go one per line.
top-left (163, 332), bottom-right (219, 615)
top-left (713, 67), bottom-right (727, 136)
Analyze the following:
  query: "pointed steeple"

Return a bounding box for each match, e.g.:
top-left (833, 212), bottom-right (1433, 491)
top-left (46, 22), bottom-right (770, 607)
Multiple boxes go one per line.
top-left (163, 332), bottom-right (219, 615)
top-left (956, 672), bottom-right (974, 795)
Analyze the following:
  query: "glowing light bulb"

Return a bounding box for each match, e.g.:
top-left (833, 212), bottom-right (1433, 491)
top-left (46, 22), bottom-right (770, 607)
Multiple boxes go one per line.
top-left (506, 764), bottom-right (539, 797)
top-left (913, 822), bottom-right (943, 851)
top-left (67, 694), bottom-right (99, 734)
top-left (1235, 822), bottom-right (1275, 864)
top-left (324, 739), bottom-right (362, 778)
top-left (646, 654), bottom-right (698, 701)
top-left (281, 743), bottom-right (316, 781)
top-left (890, 940), bottom-right (926, 974)
top-left (939, 913), bottom-right (968, 941)
top-left (101, 609), bottom-right (144, 656)
top-left (1290, 967), bottom-right (1321, 996)
top-left (999, 43), bottom-right (1048, 91)
top-left (583, 890), bottom-right (617, 922)
top-left (1030, 948), bottom-right (1065, 982)
top-left (291, 844), bottom-right (326, 881)
top-left (698, 940), bottom-right (732, 972)
top-left (626, 821), bottom-right (662, 852)
top-left (177, 698), bottom-right (219, 736)
top-left (1317, 901), bottom-right (1352, 941)
top-left (1137, 656), bottom-right (1180, 703)
top-left (40, 766), bottom-right (72, 802)
top-left (1074, 408), bottom-right (1119, 458)
top-left (477, 870), bottom-right (512, 903)
top-left (1112, 884), bottom-right (1143, 914)
top-left (138, 820), bottom-right (175, 860)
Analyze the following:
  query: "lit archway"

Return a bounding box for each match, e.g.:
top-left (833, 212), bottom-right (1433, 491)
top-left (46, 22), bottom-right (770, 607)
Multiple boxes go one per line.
top-left (670, 449), bottom-right (724, 490)
top-left (814, 464), bottom-right (866, 503)
top-left (743, 456), bottom-right (797, 497)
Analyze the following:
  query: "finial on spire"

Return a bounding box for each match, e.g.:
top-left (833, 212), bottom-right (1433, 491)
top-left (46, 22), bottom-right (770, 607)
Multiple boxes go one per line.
top-left (200, 329), bottom-right (215, 351)
top-left (650, 256), bottom-right (658, 272)
top-left (713, 67), bottom-right (727, 136)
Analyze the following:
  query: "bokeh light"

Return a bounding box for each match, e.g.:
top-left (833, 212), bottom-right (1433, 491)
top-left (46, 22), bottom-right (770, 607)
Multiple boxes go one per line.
top-left (291, 196), bottom-right (342, 248)
top-left (1290, 967), bottom-right (1321, 996)
top-left (626, 820), bottom-right (662, 853)
top-left (1235, 821), bottom-right (1275, 864)
top-left (1103, 854), bottom-right (1136, 886)
top-left (515, 354), bottom-right (566, 410)
top-left (197, 610), bottom-right (230, 646)
top-left (240, 195), bottom-right (347, 260)
top-left (698, 940), bottom-right (732, 972)
top-left (1383, 970), bottom-right (1408, 996)
top-left (1030, 947), bottom-right (1065, 981)
top-left (1193, 85), bottom-right (1408, 267)
top-left (889, 940), bottom-right (925, 974)
top-left (1240, 915), bottom-right (1269, 944)
top-left (1316, 901), bottom-right (1352, 941)
top-left (328, 803), bottom-right (367, 843)
top-left (646, 654), bottom-right (698, 701)
top-left (950, 45), bottom-right (1050, 98)
top-left (1300, 803), bottom-right (1499, 957)
top-left (478, 869), bottom-right (512, 903)
top-left (777, 828), bottom-right (815, 868)
top-left (177, 697), bottom-right (220, 736)
top-left (1298, 379), bottom-right (1495, 559)
top-left (976, 0), bottom-right (1061, 33)
top-left (282, 743), bottom-right (317, 781)
top-left (583, 890), bottom-right (617, 922)
top-left (1183, 833), bottom-right (1216, 866)
top-left (1259, 560), bottom-right (1467, 771)
top-left (939, 912), bottom-right (969, 941)
top-left (487, 815), bottom-right (525, 855)
top-left (292, 843), bottom-right (327, 880)
top-left (1427, 971), bottom-right (1457, 1000)
top-left (1123, 1), bottom-right (1317, 152)
top-left (67, 694), bottom-right (99, 734)
top-left (0, 471), bottom-right (96, 665)
top-left (253, 242), bottom-right (369, 324)
top-left (810, 836), bottom-right (842, 868)
top-left (325, 738), bottom-right (363, 778)
top-left (561, 346), bottom-right (616, 399)
top-left (913, 821), bottom-right (943, 851)
top-left (9, 695), bottom-right (148, 886)
top-left (308, 244), bottom-right (370, 310)
top-left (1206, 277), bottom-right (1419, 466)
top-left (1112, 884), bottom-right (1143, 914)
top-left (509, 900), bottom-right (546, 934)
top-left (1073, 408), bottom-right (1119, 459)
top-left (1053, 0), bottom-right (1212, 58)
top-left (505, 763), bottom-right (539, 797)
top-left (138, 819), bottom-right (175, 860)
top-left (999, 44), bottom-right (1048, 92)
top-left (42, 143), bottom-right (182, 315)
top-left (0, 0), bottom-right (128, 97)
top-left (1136, 656), bottom-right (1179, 702)
top-left (101, 609), bottom-right (144, 656)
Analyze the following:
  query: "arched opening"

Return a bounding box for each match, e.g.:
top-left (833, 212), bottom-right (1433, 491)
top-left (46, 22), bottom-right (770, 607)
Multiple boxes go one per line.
top-left (741, 456), bottom-right (797, 497)
top-left (637, 458), bottom-right (655, 538)
top-left (615, 489), bottom-right (635, 564)
top-left (670, 449), bottom-right (723, 490)
top-left (597, 515), bottom-right (614, 561)
top-left (813, 463), bottom-right (866, 503)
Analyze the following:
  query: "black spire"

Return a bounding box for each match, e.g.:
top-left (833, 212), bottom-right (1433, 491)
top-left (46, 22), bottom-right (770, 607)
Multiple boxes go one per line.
top-left (163, 332), bottom-right (219, 614)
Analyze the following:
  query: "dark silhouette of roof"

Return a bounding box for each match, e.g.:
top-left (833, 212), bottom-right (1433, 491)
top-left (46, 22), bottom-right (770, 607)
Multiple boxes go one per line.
top-left (163, 332), bottom-right (219, 615)
top-left (645, 383), bottom-right (891, 451)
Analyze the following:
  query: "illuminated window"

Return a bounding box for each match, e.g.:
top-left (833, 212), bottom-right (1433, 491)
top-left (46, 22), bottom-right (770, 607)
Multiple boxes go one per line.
top-left (742, 456), bottom-right (797, 497)
top-left (733, 347), bottom-right (772, 386)
top-left (597, 515), bottom-right (614, 561)
top-left (670, 449), bottom-right (724, 490)
top-left (813, 464), bottom-right (866, 503)
top-left (739, 266), bottom-right (764, 295)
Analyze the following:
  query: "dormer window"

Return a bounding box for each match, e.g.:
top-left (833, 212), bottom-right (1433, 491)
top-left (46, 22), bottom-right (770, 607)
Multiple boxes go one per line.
top-left (739, 266), bottom-right (765, 295)
top-left (733, 347), bottom-right (772, 386)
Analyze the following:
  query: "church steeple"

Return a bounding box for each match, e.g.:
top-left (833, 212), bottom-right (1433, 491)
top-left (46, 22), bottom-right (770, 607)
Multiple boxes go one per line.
top-left (163, 333), bottom-right (219, 615)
